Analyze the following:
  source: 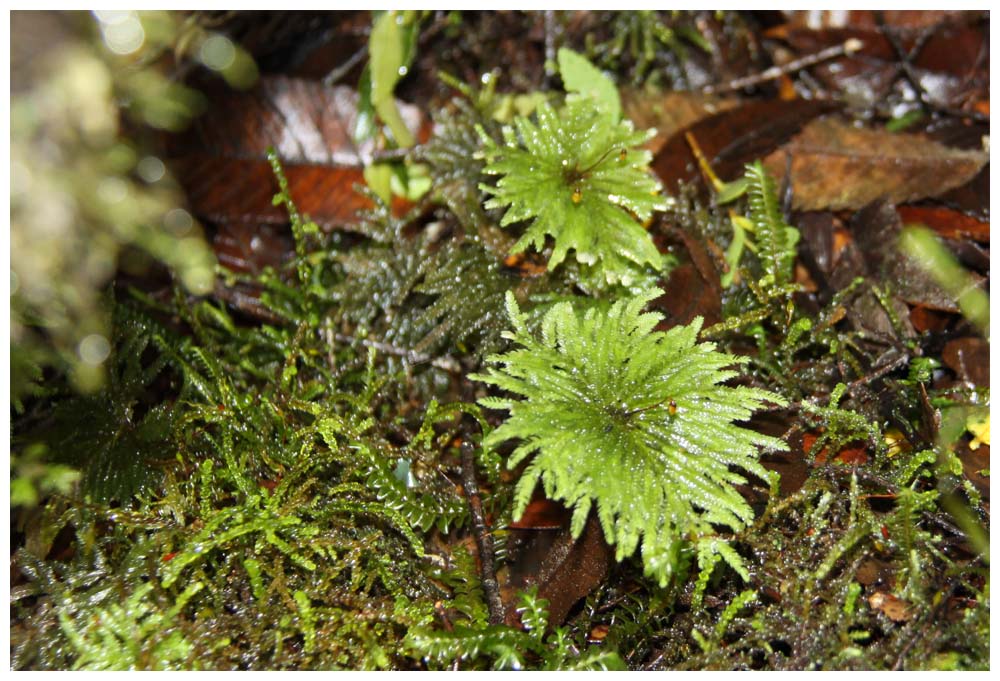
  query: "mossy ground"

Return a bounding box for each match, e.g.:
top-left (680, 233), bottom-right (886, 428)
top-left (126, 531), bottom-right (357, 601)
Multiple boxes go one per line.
top-left (10, 10), bottom-right (989, 670)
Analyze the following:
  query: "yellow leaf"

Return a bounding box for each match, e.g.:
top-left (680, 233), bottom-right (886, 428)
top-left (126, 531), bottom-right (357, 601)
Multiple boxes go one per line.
top-left (967, 412), bottom-right (990, 450)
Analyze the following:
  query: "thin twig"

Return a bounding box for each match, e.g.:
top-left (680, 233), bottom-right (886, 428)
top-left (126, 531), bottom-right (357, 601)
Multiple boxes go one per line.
top-left (323, 45), bottom-right (368, 88)
top-left (702, 38), bottom-right (864, 95)
top-left (369, 147), bottom-right (412, 163)
top-left (460, 441), bottom-right (506, 625)
top-left (778, 352), bottom-right (910, 416)
top-left (212, 283), bottom-right (285, 324)
top-left (874, 11), bottom-right (933, 114)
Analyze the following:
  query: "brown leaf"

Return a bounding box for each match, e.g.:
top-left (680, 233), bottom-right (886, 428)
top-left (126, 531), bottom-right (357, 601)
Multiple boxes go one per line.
top-left (941, 337), bottom-right (990, 388)
top-left (764, 118), bottom-right (988, 211)
top-left (804, 432), bottom-right (869, 466)
top-left (621, 88), bottom-right (739, 156)
top-left (957, 441), bottom-right (990, 502)
top-left (652, 99), bottom-right (835, 192)
top-left (179, 75), bottom-right (426, 165)
top-left (169, 75), bottom-right (429, 229)
top-left (508, 497), bottom-right (571, 530)
top-left (762, 439), bottom-right (811, 498)
top-left (850, 200), bottom-right (986, 314)
top-left (213, 222), bottom-right (294, 275)
top-left (869, 591), bottom-right (913, 622)
top-left (765, 15), bottom-right (988, 110)
top-left (765, 26), bottom-right (899, 105)
top-left (504, 506), bottom-right (611, 629)
top-left (651, 225), bottom-right (723, 330)
top-left (896, 206), bottom-right (989, 243)
top-left (779, 10), bottom-right (969, 31)
top-left (909, 306), bottom-right (952, 333)
top-left (934, 161), bottom-right (989, 224)
top-left (174, 154), bottom-right (371, 229)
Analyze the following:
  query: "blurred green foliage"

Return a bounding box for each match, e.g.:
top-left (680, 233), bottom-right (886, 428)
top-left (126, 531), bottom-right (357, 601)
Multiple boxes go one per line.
top-left (10, 10), bottom-right (256, 396)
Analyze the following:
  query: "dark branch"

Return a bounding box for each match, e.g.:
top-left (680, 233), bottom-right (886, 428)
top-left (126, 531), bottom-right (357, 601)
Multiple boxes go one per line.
top-left (459, 441), bottom-right (506, 625)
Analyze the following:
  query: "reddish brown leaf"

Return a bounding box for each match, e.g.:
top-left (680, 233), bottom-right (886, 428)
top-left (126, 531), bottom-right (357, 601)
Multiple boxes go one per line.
top-left (178, 75), bottom-right (427, 165)
top-left (765, 14), bottom-right (988, 112)
top-left (761, 448), bottom-right (810, 498)
top-left (909, 306), bottom-right (953, 333)
top-left (910, 22), bottom-right (988, 80)
top-left (739, 414), bottom-right (810, 499)
top-left (654, 264), bottom-right (720, 330)
top-left (173, 155), bottom-right (371, 229)
top-left (508, 497), bottom-right (571, 530)
top-left (652, 99), bottom-right (835, 192)
top-left (804, 432), bottom-right (869, 466)
top-left (941, 337), bottom-right (990, 388)
top-left (170, 75), bottom-right (430, 229)
top-left (850, 200), bottom-right (976, 314)
top-left (931, 166), bottom-right (990, 223)
top-left (621, 88), bottom-right (739, 156)
top-left (896, 206), bottom-right (989, 243)
top-left (651, 225), bottom-right (723, 330)
top-left (773, 13), bottom-right (988, 76)
top-left (504, 512), bottom-right (611, 629)
top-left (869, 591), bottom-right (913, 622)
top-left (766, 24), bottom-right (894, 60)
top-left (765, 26), bottom-right (898, 103)
top-left (764, 118), bottom-right (989, 211)
top-left (957, 442), bottom-right (990, 502)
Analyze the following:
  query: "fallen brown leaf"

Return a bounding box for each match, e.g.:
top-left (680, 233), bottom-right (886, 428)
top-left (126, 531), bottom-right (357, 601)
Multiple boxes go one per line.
top-left (869, 591), bottom-right (913, 622)
top-left (621, 87), bottom-right (739, 156)
top-left (941, 337), bottom-right (990, 388)
top-left (765, 13), bottom-right (988, 112)
top-left (169, 75), bottom-right (429, 230)
top-left (850, 200), bottom-right (984, 313)
top-left (173, 154), bottom-right (370, 229)
top-left (653, 99), bottom-right (835, 192)
top-left (897, 205), bottom-right (990, 243)
top-left (804, 432), bottom-right (869, 466)
top-left (504, 511), bottom-right (611, 629)
top-left (765, 117), bottom-right (988, 211)
top-left (779, 10), bottom-right (967, 30)
top-left (508, 497), bottom-right (571, 530)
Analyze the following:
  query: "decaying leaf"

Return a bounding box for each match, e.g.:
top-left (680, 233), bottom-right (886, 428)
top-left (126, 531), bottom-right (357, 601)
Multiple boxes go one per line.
top-left (182, 75), bottom-right (428, 164)
top-left (170, 75), bottom-right (428, 229)
top-left (941, 337), bottom-right (990, 388)
top-left (897, 206), bottom-right (990, 243)
top-left (174, 155), bottom-right (370, 229)
top-left (851, 200), bottom-right (984, 313)
top-left (763, 117), bottom-right (988, 211)
top-left (869, 591), bottom-right (913, 623)
top-left (652, 99), bottom-right (835, 192)
top-left (765, 13), bottom-right (989, 113)
top-left (620, 88), bottom-right (739, 156)
top-left (504, 512), bottom-right (612, 629)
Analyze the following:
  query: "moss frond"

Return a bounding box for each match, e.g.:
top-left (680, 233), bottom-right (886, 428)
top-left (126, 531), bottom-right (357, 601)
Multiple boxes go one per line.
top-left (474, 289), bottom-right (787, 586)
top-left (479, 98), bottom-right (666, 285)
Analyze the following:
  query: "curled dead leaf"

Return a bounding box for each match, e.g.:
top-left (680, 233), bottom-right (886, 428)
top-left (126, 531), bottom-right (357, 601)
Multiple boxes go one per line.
top-left (869, 591), bottom-right (913, 622)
